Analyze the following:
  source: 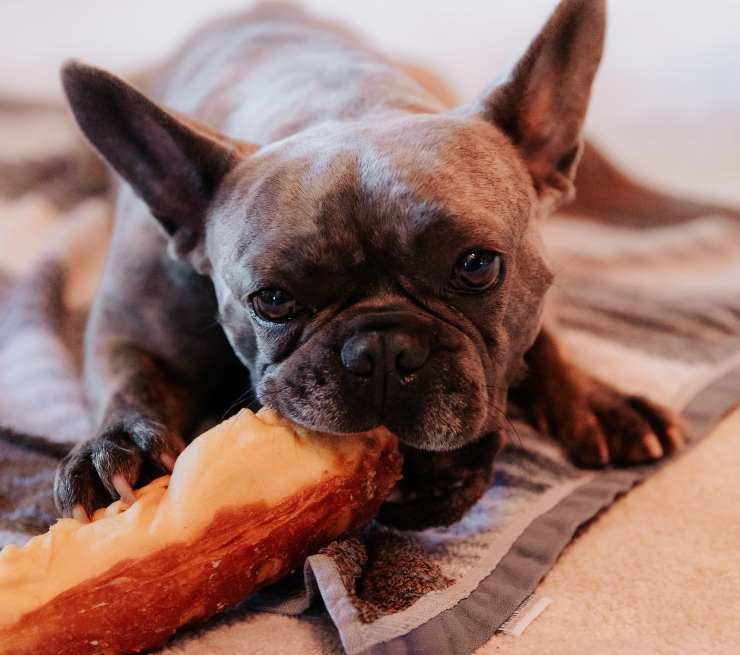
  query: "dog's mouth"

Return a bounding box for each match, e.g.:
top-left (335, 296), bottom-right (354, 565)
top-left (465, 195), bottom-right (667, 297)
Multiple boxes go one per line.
top-left (262, 388), bottom-right (501, 530)
top-left (253, 312), bottom-right (493, 452)
top-left (378, 432), bottom-right (501, 530)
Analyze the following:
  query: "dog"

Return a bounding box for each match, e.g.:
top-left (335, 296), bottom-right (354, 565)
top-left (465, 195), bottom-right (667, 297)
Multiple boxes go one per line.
top-left (54, 0), bottom-right (694, 524)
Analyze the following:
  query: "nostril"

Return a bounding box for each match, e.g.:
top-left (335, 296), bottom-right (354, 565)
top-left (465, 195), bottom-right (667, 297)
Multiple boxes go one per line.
top-left (341, 334), bottom-right (377, 377)
top-left (396, 346), bottom-right (429, 374)
top-left (350, 353), bottom-right (373, 377)
top-left (341, 330), bottom-right (430, 378)
top-left (393, 335), bottom-right (430, 374)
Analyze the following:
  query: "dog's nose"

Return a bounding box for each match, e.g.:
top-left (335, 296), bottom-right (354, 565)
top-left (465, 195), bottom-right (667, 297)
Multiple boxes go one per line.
top-left (341, 330), bottom-right (430, 378)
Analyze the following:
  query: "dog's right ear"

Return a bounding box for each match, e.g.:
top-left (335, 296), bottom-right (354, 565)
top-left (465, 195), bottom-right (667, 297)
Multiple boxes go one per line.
top-left (470, 0), bottom-right (606, 210)
top-left (61, 61), bottom-right (257, 259)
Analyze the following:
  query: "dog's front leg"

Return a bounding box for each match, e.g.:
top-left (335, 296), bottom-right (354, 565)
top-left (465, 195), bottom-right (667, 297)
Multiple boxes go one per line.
top-left (54, 343), bottom-right (197, 520)
top-left (514, 329), bottom-right (686, 466)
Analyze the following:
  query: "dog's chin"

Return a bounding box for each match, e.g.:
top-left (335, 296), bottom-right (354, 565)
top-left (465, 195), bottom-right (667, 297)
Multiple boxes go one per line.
top-left (384, 417), bottom-right (486, 452)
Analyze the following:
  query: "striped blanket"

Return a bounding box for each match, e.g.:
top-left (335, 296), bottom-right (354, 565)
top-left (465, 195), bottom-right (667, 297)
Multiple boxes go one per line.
top-left (2, 103), bottom-right (739, 655)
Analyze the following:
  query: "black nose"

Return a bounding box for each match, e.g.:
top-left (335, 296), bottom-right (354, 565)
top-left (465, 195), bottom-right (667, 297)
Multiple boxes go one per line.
top-left (341, 330), bottom-right (430, 378)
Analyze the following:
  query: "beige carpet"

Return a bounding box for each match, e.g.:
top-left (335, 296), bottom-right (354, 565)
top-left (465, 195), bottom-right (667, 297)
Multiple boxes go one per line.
top-left (483, 408), bottom-right (740, 655)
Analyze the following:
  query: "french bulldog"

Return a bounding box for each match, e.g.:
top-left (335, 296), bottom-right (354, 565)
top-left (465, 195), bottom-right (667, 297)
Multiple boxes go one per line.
top-left (54, 0), bottom-right (688, 525)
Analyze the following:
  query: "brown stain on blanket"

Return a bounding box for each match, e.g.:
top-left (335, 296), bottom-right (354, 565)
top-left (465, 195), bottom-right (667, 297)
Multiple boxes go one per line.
top-left (322, 531), bottom-right (453, 623)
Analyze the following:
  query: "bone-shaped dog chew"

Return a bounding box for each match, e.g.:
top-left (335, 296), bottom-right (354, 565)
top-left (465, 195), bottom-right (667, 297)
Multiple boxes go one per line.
top-left (0, 409), bottom-right (401, 655)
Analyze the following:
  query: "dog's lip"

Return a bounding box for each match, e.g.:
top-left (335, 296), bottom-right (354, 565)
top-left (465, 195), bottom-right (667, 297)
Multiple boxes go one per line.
top-left (292, 420), bottom-right (397, 440)
top-left (332, 425), bottom-right (398, 439)
top-left (256, 399), bottom-right (393, 438)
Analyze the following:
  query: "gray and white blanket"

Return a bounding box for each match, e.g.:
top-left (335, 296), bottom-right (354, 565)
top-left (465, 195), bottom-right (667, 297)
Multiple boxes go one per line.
top-left (2, 103), bottom-right (740, 655)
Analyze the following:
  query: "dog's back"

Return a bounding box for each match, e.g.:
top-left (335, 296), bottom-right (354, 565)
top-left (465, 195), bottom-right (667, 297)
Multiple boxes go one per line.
top-left (146, 4), bottom-right (446, 146)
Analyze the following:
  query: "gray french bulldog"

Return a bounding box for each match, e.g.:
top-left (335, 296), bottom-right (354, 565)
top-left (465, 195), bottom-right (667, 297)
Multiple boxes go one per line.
top-left (55, 0), bottom-right (689, 526)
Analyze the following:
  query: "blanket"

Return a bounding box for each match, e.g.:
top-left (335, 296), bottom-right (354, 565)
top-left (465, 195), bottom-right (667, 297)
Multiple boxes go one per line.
top-left (2, 103), bottom-right (740, 655)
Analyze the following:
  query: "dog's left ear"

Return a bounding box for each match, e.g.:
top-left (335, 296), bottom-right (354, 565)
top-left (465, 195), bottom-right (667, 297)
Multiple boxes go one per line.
top-left (473, 0), bottom-right (606, 207)
top-left (61, 61), bottom-right (258, 264)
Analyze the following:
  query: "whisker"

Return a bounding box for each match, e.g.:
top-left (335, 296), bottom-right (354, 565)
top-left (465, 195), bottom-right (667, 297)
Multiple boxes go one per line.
top-left (480, 382), bottom-right (525, 449)
top-left (550, 279), bottom-right (580, 307)
top-left (489, 403), bottom-right (524, 449)
top-left (220, 386), bottom-right (258, 420)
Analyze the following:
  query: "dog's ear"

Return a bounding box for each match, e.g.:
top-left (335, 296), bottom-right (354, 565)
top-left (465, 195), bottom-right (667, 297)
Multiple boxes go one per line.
top-left (473, 0), bottom-right (606, 207)
top-left (61, 61), bottom-right (257, 259)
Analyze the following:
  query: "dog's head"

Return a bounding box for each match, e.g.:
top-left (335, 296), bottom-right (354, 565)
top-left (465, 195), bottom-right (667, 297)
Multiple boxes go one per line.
top-left (62, 0), bottom-right (605, 451)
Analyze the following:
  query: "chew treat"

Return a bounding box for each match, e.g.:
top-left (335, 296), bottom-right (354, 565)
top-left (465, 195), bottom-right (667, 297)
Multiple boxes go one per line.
top-left (0, 409), bottom-right (401, 655)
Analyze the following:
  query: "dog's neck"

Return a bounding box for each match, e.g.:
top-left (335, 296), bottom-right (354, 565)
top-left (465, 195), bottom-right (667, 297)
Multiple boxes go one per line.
top-left (157, 9), bottom-right (447, 146)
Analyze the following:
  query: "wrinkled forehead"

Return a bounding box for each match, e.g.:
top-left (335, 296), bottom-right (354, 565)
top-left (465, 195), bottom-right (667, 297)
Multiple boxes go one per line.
top-left (354, 116), bottom-right (534, 247)
top-left (210, 116), bottom-right (534, 276)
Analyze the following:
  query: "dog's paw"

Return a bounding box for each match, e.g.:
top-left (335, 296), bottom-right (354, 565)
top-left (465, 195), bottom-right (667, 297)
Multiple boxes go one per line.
top-left (54, 417), bottom-right (186, 520)
top-left (531, 378), bottom-right (686, 468)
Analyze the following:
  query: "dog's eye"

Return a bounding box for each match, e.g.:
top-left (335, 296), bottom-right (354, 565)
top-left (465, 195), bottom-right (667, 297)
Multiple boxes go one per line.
top-left (251, 288), bottom-right (299, 322)
top-left (450, 250), bottom-right (503, 293)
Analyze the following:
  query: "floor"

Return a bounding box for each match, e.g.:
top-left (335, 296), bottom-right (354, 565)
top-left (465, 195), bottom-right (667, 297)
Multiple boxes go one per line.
top-left (486, 407), bottom-right (740, 655)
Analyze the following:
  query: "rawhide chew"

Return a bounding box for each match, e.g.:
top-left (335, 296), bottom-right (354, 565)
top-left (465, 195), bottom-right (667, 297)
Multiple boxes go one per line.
top-left (0, 408), bottom-right (401, 655)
